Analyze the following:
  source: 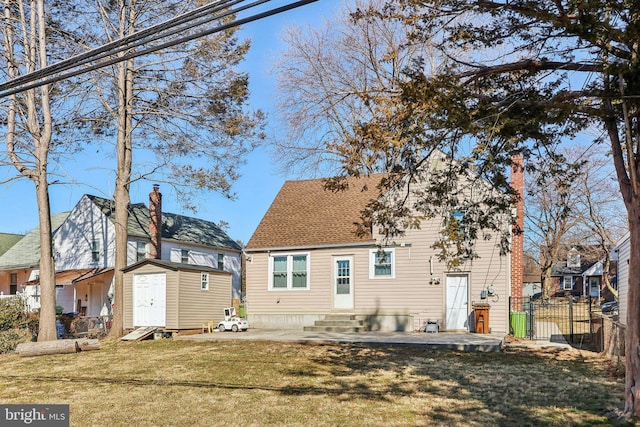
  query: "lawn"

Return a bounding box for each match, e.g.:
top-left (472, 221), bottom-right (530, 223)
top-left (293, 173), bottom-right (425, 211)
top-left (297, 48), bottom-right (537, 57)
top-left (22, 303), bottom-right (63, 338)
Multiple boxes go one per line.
top-left (0, 338), bottom-right (632, 426)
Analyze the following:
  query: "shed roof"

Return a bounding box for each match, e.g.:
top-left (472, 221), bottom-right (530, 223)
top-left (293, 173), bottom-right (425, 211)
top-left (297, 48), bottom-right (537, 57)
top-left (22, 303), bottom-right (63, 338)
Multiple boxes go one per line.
top-left (121, 258), bottom-right (231, 274)
top-left (246, 175), bottom-right (385, 250)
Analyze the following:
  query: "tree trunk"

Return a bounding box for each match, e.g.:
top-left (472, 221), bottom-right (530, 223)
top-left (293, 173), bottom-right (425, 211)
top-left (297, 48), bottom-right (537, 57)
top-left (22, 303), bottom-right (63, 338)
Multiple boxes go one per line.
top-left (16, 338), bottom-right (100, 357)
top-left (35, 175), bottom-right (56, 342)
top-left (108, 0), bottom-right (135, 338)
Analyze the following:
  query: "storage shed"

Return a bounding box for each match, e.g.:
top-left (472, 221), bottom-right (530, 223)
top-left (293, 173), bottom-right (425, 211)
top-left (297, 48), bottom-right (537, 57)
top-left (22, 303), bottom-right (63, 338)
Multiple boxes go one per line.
top-left (122, 259), bottom-right (232, 331)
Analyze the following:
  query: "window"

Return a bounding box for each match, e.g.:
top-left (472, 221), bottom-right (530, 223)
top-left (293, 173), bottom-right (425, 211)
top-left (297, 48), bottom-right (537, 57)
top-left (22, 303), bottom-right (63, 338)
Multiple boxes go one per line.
top-left (181, 249), bottom-right (190, 264)
top-left (269, 253), bottom-right (309, 290)
top-left (91, 239), bottom-right (100, 263)
top-left (201, 273), bottom-right (209, 291)
top-left (136, 241), bottom-right (147, 262)
top-left (217, 253), bottom-right (224, 270)
top-left (562, 276), bottom-right (574, 291)
top-left (369, 248), bottom-right (395, 279)
top-left (567, 248), bottom-right (580, 267)
top-left (10, 273), bottom-right (17, 295)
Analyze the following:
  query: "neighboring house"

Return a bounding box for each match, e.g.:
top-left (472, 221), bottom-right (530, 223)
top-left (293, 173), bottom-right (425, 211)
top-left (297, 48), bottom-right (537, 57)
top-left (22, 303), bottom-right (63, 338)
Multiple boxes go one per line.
top-left (244, 154), bottom-right (520, 333)
top-left (615, 232), bottom-right (630, 325)
top-left (122, 259), bottom-right (232, 330)
top-left (549, 246), bottom-right (611, 299)
top-left (0, 212), bottom-right (70, 301)
top-left (0, 186), bottom-right (242, 322)
top-left (523, 254), bottom-right (542, 298)
top-left (0, 232), bottom-right (24, 297)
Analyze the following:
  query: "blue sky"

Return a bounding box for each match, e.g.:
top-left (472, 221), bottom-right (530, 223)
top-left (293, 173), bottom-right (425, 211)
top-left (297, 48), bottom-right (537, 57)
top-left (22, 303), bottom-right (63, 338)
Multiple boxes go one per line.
top-left (0, 0), bottom-right (340, 244)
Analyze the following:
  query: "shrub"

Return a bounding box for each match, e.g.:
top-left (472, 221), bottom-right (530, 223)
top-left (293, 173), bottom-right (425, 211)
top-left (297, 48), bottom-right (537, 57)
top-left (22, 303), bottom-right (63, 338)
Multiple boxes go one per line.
top-left (0, 329), bottom-right (31, 354)
top-left (0, 297), bottom-right (38, 351)
top-left (0, 297), bottom-right (30, 330)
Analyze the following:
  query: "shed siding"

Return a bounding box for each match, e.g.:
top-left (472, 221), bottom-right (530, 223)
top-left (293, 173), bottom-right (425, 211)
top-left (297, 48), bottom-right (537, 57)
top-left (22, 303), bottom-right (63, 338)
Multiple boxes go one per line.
top-left (124, 262), bottom-right (232, 330)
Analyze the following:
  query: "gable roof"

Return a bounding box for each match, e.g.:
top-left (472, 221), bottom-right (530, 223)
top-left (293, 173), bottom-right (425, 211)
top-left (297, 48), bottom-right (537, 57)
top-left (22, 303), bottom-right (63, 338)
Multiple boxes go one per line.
top-left (0, 212), bottom-right (70, 269)
top-left (87, 195), bottom-right (241, 252)
top-left (0, 233), bottom-right (23, 256)
top-left (246, 175), bottom-right (385, 250)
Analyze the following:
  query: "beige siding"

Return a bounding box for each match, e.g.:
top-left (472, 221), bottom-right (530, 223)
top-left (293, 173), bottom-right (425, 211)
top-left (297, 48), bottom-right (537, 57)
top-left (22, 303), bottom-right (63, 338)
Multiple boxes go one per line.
top-left (246, 220), bottom-right (510, 332)
top-left (177, 271), bottom-right (231, 329)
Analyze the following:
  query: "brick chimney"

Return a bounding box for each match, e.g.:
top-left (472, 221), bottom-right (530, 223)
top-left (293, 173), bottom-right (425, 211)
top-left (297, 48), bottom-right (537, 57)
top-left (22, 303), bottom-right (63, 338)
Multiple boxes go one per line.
top-left (511, 156), bottom-right (524, 303)
top-left (149, 184), bottom-right (162, 259)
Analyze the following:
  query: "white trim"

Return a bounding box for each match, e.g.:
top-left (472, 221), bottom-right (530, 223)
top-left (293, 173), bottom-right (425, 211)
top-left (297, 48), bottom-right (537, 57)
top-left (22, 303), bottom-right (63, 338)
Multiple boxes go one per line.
top-left (562, 275), bottom-right (573, 291)
top-left (268, 252), bottom-right (311, 290)
top-left (369, 248), bottom-right (395, 279)
top-left (201, 272), bottom-right (210, 291)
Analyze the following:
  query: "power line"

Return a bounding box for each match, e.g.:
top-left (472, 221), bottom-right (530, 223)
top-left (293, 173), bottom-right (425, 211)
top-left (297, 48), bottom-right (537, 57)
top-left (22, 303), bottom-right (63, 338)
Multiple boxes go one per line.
top-left (0, 0), bottom-right (318, 98)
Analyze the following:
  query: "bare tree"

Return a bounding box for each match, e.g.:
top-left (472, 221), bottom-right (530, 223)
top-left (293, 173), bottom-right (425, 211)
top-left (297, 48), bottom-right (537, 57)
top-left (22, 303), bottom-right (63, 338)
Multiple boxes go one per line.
top-left (524, 154), bottom-right (582, 300)
top-left (52, 0), bottom-right (264, 337)
top-left (0, 0), bottom-right (56, 341)
top-left (272, 0), bottom-right (438, 177)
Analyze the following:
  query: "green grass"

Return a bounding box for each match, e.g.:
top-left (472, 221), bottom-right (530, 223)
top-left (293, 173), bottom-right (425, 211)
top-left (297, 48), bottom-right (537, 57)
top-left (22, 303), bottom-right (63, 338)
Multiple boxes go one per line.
top-left (0, 339), bottom-right (633, 426)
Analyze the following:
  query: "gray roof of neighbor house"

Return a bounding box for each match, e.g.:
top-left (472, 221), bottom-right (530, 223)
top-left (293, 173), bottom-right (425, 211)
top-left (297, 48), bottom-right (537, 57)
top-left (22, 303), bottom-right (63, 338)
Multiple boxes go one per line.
top-left (0, 233), bottom-right (23, 256)
top-left (246, 175), bottom-right (385, 250)
top-left (0, 212), bottom-right (70, 269)
top-left (87, 195), bottom-right (241, 252)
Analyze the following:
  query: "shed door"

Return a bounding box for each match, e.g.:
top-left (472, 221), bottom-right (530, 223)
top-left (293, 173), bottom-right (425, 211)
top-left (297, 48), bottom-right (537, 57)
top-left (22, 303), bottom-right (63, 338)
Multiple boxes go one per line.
top-left (133, 273), bottom-right (166, 327)
top-left (333, 256), bottom-right (354, 309)
top-left (446, 274), bottom-right (468, 330)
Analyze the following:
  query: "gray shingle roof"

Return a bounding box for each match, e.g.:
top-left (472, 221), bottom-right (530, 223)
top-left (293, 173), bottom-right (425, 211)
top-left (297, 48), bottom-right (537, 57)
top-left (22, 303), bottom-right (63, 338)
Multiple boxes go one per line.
top-left (0, 212), bottom-right (70, 269)
top-left (87, 195), bottom-right (241, 251)
top-left (0, 233), bottom-right (23, 256)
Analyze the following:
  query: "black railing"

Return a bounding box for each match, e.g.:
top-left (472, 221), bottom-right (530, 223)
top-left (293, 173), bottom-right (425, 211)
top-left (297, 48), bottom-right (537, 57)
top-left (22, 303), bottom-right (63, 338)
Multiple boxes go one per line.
top-left (509, 296), bottom-right (593, 347)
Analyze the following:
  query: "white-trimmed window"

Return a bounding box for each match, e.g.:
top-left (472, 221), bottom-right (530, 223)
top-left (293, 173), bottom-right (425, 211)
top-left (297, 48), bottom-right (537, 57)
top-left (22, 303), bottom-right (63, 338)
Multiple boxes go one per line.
top-left (201, 273), bottom-right (209, 291)
top-left (369, 248), bottom-right (395, 279)
top-left (136, 241), bottom-right (147, 262)
top-left (217, 253), bottom-right (224, 270)
top-left (91, 239), bottom-right (100, 263)
top-left (562, 276), bottom-right (574, 291)
top-left (269, 253), bottom-right (309, 290)
top-left (181, 249), bottom-right (190, 264)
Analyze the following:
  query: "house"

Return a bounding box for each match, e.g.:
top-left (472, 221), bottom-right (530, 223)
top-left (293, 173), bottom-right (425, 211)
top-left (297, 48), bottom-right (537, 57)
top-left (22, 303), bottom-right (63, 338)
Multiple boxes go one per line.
top-left (523, 254), bottom-right (542, 298)
top-left (0, 212), bottom-right (70, 304)
top-left (244, 154), bottom-right (521, 333)
top-left (0, 232), bottom-right (26, 297)
top-left (549, 246), bottom-right (612, 299)
top-left (122, 258), bottom-right (232, 330)
top-left (1, 186), bottom-right (242, 322)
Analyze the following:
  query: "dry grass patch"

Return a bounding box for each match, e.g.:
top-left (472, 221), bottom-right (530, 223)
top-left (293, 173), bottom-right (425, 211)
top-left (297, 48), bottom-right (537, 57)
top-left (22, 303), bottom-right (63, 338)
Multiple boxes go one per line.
top-left (0, 339), bottom-right (632, 426)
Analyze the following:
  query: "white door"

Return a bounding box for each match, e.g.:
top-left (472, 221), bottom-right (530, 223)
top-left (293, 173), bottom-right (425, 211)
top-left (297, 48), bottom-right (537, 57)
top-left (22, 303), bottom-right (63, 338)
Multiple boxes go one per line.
top-left (133, 273), bottom-right (166, 327)
top-left (446, 274), bottom-right (468, 330)
top-left (588, 277), bottom-right (600, 298)
top-left (333, 256), bottom-right (354, 309)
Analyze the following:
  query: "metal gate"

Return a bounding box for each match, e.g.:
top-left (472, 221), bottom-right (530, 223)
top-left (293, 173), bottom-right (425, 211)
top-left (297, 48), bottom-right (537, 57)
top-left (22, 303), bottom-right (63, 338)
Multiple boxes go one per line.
top-left (509, 296), bottom-right (594, 346)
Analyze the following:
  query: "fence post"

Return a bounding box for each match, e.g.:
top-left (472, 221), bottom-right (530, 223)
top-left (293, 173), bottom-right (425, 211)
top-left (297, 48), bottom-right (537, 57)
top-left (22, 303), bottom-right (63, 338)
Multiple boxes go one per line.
top-left (569, 296), bottom-right (574, 343)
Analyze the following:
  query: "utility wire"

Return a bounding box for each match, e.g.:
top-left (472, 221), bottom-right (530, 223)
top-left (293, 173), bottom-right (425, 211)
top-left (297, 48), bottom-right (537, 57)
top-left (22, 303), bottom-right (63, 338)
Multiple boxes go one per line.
top-left (0, 0), bottom-right (318, 98)
top-left (0, 0), bottom-right (242, 92)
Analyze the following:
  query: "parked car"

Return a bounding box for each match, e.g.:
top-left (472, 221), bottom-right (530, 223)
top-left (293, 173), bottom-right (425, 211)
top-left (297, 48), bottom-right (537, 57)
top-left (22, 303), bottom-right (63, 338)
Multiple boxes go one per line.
top-left (601, 301), bottom-right (618, 315)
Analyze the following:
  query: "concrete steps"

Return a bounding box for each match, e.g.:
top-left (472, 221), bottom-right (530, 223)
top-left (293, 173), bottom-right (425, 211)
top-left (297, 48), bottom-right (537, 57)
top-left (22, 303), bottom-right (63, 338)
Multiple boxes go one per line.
top-left (303, 314), bottom-right (368, 333)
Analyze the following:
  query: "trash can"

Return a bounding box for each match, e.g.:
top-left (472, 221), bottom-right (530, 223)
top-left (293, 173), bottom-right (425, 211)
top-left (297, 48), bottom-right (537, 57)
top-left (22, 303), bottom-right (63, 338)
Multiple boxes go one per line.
top-left (510, 311), bottom-right (526, 338)
top-left (472, 303), bottom-right (491, 334)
